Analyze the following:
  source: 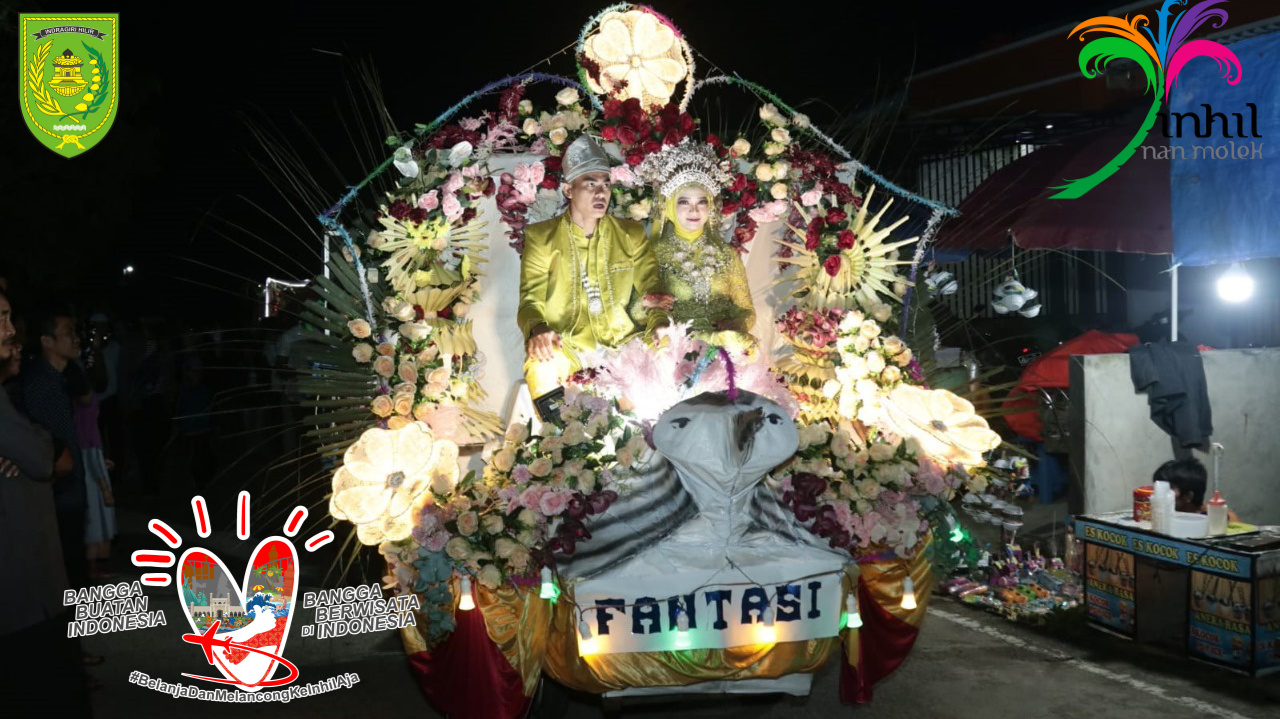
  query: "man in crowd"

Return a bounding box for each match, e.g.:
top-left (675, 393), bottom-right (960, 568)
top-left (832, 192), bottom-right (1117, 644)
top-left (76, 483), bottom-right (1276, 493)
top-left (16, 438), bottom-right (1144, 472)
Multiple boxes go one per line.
top-left (518, 134), bottom-right (670, 398)
top-left (21, 304), bottom-right (90, 588)
top-left (0, 289), bottom-right (90, 715)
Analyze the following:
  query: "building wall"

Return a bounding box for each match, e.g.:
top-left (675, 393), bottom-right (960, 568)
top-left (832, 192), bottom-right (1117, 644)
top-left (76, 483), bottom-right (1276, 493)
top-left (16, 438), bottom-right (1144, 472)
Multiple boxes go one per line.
top-left (1072, 348), bottom-right (1280, 525)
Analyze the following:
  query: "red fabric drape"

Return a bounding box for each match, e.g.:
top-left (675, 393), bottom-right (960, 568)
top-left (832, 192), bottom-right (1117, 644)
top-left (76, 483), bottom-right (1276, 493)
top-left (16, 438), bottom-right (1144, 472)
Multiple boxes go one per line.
top-left (839, 579), bottom-right (921, 704)
top-left (408, 607), bottom-right (531, 719)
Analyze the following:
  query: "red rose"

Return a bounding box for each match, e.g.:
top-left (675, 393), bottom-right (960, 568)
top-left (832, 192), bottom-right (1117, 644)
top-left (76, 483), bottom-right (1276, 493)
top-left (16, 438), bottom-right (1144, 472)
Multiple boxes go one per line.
top-left (707, 133), bottom-right (722, 147)
top-left (616, 125), bottom-right (639, 147)
top-left (823, 254), bottom-right (842, 276)
top-left (622, 97), bottom-right (642, 114)
top-left (741, 190), bottom-right (757, 207)
top-left (723, 200), bottom-right (739, 214)
top-left (663, 133), bottom-right (681, 145)
top-left (603, 99), bottom-right (623, 119)
top-left (730, 173), bottom-right (749, 192)
top-left (826, 207), bottom-right (848, 224)
top-left (409, 207), bottom-right (428, 223)
top-left (540, 176), bottom-right (559, 189)
top-left (601, 124), bottom-right (618, 141)
top-left (543, 156), bottom-right (562, 171)
top-left (389, 199), bottom-right (412, 220)
top-left (805, 218), bottom-right (823, 249)
top-left (837, 229), bottom-right (857, 249)
top-left (626, 149), bottom-right (645, 166)
top-left (625, 110), bottom-right (647, 130)
top-left (642, 138), bottom-right (662, 154)
top-left (680, 114), bottom-right (696, 133)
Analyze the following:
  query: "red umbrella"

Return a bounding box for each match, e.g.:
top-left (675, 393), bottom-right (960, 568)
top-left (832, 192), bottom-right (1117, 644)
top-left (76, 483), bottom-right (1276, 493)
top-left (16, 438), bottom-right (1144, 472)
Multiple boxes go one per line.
top-left (934, 126), bottom-right (1172, 255)
top-left (1003, 330), bottom-right (1140, 440)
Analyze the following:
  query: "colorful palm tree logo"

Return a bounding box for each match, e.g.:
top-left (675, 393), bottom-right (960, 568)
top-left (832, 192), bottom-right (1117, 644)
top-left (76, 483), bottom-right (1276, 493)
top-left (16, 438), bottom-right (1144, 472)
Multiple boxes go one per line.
top-left (1052, 0), bottom-right (1243, 199)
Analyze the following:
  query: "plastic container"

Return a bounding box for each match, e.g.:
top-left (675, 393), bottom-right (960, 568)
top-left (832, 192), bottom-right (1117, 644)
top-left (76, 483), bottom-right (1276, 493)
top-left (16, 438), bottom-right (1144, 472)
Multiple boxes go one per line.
top-left (1207, 491), bottom-right (1229, 536)
top-left (1133, 485), bottom-right (1154, 522)
top-left (1170, 512), bottom-right (1210, 539)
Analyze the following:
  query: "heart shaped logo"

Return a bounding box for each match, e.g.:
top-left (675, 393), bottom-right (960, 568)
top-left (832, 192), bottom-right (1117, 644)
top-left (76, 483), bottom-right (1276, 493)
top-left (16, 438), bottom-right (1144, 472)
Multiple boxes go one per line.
top-left (176, 537), bottom-right (298, 690)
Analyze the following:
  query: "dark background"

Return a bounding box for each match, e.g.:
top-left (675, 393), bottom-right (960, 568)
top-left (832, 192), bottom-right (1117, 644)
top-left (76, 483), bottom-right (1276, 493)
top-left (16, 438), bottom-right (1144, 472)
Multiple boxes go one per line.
top-left (1, 0), bottom-right (1120, 322)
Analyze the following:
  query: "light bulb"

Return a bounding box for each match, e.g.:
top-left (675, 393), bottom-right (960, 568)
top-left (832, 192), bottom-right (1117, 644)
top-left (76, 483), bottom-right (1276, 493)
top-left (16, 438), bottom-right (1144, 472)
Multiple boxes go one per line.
top-left (539, 567), bottom-right (556, 600)
top-left (845, 594), bottom-right (863, 629)
top-left (458, 576), bottom-right (475, 611)
top-left (758, 606), bottom-right (777, 643)
top-left (673, 609), bottom-right (692, 649)
top-left (677, 611), bottom-right (690, 633)
top-left (1217, 263), bottom-right (1254, 303)
top-left (578, 617), bottom-right (599, 656)
top-left (901, 577), bottom-right (918, 610)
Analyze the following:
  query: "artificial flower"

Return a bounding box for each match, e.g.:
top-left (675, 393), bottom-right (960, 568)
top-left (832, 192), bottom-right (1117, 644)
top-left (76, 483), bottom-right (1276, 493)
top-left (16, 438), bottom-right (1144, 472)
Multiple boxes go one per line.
top-left (347, 319), bottom-right (372, 339)
top-left (879, 385), bottom-right (1002, 466)
top-left (352, 344), bottom-right (374, 363)
top-left (330, 422), bottom-right (448, 545)
top-left (555, 87), bottom-right (581, 106)
top-left (730, 138), bottom-right (751, 157)
top-left (584, 11), bottom-right (688, 107)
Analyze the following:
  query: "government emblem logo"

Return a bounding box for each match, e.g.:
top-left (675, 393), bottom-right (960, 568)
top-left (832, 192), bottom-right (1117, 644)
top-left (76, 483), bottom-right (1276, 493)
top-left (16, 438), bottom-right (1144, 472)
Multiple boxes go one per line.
top-left (20, 14), bottom-right (118, 158)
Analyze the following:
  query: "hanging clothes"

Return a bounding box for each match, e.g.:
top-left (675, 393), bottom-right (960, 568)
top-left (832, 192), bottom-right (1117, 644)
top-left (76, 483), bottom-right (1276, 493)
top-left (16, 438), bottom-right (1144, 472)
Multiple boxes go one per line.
top-left (1128, 341), bottom-right (1213, 448)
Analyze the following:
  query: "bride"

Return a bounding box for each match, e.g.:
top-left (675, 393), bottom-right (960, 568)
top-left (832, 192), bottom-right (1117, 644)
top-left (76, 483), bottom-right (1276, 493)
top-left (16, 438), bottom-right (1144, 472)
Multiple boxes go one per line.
top-left (637, 140), bottom-right (758, 354)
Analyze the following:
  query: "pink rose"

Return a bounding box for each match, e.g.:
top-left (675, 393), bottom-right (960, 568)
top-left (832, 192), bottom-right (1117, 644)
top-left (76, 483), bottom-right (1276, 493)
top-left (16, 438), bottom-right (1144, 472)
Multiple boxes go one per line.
top-left (442, 171), bottom-right (464, 195)
top-left (515, 181), bottom-right (537, 205)
top-left (418, 190), bottom-right (440, 211)
top-left (441, 194), bottom-right (463, 222)
top-left (514, 162), bottom-right (545, 186)
top-left (519, 485), bottom-right (546, 511)
top-left (800, 189), bottom-right (822, 207)
top-left (538, 489), bottom-right (571, 517)
top-left (609, 165), bottom-right (637, 187)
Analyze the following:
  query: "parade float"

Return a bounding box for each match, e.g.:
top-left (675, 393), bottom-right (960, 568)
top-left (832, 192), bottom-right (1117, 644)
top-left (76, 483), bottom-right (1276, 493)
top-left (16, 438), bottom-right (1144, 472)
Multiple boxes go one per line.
top-left (297, 5), bottom-right (1005, 715)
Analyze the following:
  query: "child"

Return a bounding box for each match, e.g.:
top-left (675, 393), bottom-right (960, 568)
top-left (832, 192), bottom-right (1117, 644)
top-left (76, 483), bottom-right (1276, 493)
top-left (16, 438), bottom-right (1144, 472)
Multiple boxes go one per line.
top-left (1153, 458), bottom-right (1239, 520)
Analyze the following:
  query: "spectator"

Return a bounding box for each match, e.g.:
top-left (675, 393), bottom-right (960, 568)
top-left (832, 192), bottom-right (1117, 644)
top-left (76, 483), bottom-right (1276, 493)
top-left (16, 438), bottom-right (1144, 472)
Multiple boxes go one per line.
top-left (0, 289), bottom-right (93, 714)
top-left (68, 358), bottom-right (117, 580)
top-left (21, 304), bottom-right (89, 589)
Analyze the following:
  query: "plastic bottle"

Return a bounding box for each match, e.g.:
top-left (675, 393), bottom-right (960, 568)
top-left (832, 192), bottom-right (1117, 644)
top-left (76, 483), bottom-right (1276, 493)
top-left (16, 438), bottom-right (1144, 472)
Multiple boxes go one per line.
top-left (1207, 490), bottom-right (1229, 535)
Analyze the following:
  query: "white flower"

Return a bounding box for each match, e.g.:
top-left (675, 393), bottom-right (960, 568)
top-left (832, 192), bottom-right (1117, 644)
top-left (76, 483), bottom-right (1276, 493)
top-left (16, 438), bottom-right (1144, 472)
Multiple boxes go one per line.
top-left (518, 99), bottom-right (533, 115)
top-left (840, 355), bottom-right (869, 380)
top-left (393, 146), bottom-right (419, 178)
top-left (628, 199), bottom-right (651, 221)
top-left (731, 138), bottom-right (751, 157)
top-left (866, 351), bottom-right (886, 374)
top-left (522, 118), bottom-right (541, 135)
top-left (838, 310), bottom-right (865, 332)
top-left (548, 127), bottom-right (569, 145)
top-left (872, 303), bottom-right (894, 323)
top-left (770, 182), bottom-right (789, 200)
top-left (763, 142), bottom-right (784, 157)
top-left (860, 320), bottom-right (882, 339)
top-left (528, 457), bottom-right (553, 477)
top-left (329, 422), bottom-right (455, 545)
top-left (792, 113), bottom-right (811, 128)
top-left (758, 103), bottom-right (787, 126)
top-left (383, 298), bottom-right (416, 322)
top-left (772, 161), bottom-right (790, 179)
top-left (771, 127), bottom-right (792, 144)
top-left (477, 564), bottom-right (502, 590)
top-left (347, 318), bottom-right (372, 339)
top-left (555, 87), bottom-right (581, 106)
top-left (583, 10), bottom-right (688, 108)
top-left (505, 422), bottom-right (529, 444)
top-left (448, 141), bottom-right (473, 168)
top-left (798, 423), bottom-right (830, 448)
top-left (352, 344), bottom-right (374, 363)
top-left (868, 442), bottom-right (896, 462)
top-left (754, 163), bottom-right (775, 182)
top-left (399, 321), bottom-right (432, 342)
top-left (879, 385), bottom-right (1002, 466)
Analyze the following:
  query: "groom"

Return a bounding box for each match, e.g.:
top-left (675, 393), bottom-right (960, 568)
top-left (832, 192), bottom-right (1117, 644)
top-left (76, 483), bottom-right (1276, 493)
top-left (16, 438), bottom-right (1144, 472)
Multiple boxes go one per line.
top-left (518, 134), bottom-right (670, 398)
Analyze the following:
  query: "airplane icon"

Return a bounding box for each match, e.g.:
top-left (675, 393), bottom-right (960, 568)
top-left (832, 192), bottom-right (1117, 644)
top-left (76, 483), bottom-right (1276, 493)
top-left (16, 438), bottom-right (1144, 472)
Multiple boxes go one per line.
top-left (181, 620), bottom-right (231, 665)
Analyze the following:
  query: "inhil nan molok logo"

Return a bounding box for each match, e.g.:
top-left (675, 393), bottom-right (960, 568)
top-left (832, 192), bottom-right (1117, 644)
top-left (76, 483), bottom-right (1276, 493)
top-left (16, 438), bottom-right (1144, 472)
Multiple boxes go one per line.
top-left (1053, 0), bottom-right (1245, 198)
top-left (19, 14), bottom-right (118, 158)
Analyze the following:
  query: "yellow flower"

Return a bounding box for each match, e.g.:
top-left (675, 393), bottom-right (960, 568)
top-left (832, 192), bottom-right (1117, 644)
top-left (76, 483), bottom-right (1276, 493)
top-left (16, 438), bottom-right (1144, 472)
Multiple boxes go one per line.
top-left (879, 385), bottom-right (1001, 466)
top-left (583, 9), bottom-right (688, 108)
top-left (91, 83), bottom-right (100, 91)
top-left (75, 103), bottom-right (88, 112)
top-left (329, 422), bottom-right (455, 545)
top-left (90, 59), bottom-right (98, 65)
top-left (83, 93), bottom-right (94, 102)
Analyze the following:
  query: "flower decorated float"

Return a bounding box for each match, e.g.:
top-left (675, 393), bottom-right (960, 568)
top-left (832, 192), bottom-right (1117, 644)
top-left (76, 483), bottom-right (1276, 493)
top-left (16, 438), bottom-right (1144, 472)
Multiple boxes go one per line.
top-left (297, 5), bottom-right (1004, 716)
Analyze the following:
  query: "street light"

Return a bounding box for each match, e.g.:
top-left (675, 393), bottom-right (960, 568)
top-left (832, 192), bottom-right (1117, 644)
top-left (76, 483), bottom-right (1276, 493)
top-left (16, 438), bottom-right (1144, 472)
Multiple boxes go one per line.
top-left (123, 265), bottom-right (135, 275)
top-left (1216, 262), bottom-right (1254, 303)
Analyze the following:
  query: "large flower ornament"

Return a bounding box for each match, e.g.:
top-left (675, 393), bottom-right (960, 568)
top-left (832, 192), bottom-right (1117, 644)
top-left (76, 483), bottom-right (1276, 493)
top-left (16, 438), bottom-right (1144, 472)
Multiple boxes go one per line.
top-left (879, 384), bottom-right (1001, 466)
top-left (330, 421), bottom-right (457, 545)
top-left (583, 9), bottom-right (690, 109)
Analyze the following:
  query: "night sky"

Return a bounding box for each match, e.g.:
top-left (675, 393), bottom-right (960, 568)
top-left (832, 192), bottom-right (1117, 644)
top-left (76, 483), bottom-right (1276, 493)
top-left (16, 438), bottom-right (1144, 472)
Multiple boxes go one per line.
top-left (2, 0), bottom-right (1110, 322)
